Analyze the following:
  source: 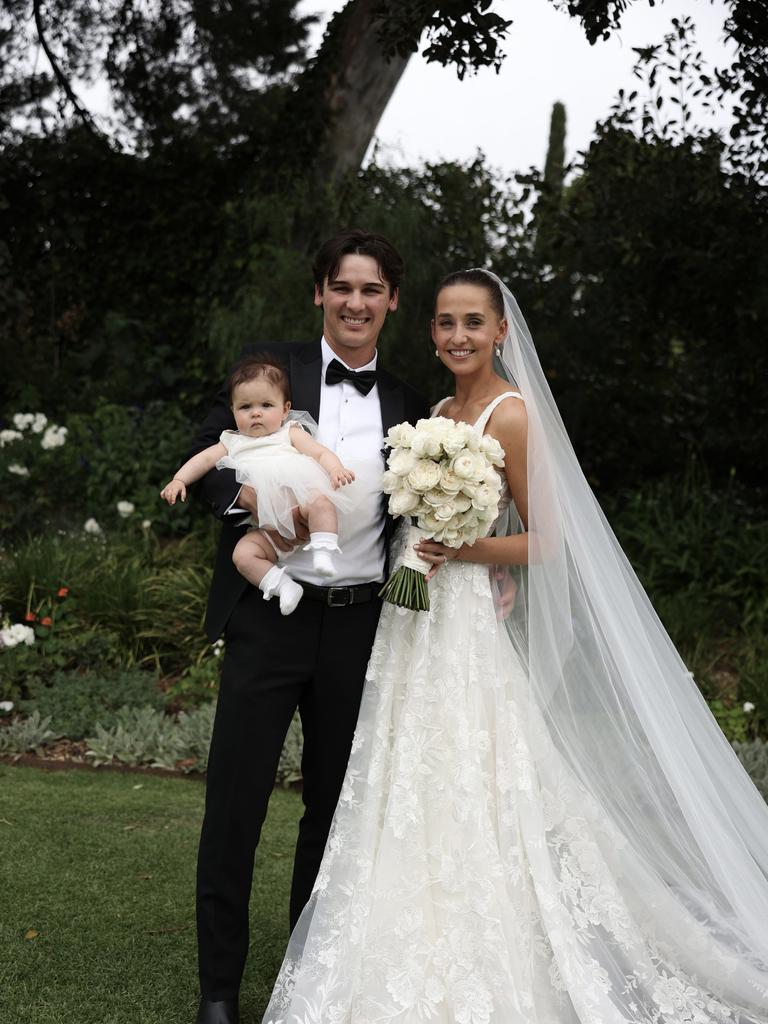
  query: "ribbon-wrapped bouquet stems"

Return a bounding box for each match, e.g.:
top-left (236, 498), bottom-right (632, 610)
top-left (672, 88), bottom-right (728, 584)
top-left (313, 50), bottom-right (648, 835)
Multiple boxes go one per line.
top-left (379, 417), bottom-right (505, 611)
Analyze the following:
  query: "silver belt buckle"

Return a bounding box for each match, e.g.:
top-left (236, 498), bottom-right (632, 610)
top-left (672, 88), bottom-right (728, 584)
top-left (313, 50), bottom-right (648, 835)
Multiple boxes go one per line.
top-left (327, 587), bottom-right (351, 607)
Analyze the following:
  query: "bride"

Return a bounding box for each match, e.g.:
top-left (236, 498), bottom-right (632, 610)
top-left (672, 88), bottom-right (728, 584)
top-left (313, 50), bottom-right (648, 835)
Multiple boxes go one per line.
top-left (263, 270), bottom-right (768, 1023)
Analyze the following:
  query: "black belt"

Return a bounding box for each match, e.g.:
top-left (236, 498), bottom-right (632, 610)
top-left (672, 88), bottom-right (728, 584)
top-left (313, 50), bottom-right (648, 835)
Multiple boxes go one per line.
top-left (295, 580), bottom-right (380, 607)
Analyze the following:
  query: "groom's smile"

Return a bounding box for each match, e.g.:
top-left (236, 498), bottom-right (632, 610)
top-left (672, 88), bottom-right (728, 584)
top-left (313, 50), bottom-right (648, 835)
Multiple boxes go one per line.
top-left (314, 253), bottom-right (399, 368)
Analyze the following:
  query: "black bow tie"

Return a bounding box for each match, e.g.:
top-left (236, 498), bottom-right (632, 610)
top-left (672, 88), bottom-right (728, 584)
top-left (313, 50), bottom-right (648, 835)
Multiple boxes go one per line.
top-left (325, 358), bottom-right (378, 396)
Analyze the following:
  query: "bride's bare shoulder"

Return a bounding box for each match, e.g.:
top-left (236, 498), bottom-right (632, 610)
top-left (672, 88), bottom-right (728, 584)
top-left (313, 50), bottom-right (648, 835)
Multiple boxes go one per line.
top-left (488, 392), bottom-right (527, 439)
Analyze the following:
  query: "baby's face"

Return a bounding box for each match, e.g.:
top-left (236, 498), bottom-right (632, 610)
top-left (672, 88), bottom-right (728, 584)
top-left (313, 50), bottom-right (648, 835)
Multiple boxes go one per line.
top-left (232, 378), bottom-right (289, 438)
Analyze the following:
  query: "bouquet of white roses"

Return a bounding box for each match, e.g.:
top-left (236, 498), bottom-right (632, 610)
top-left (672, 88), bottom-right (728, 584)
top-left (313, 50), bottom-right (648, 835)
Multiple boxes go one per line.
top-left (379, 417), bottom-right (505, 610)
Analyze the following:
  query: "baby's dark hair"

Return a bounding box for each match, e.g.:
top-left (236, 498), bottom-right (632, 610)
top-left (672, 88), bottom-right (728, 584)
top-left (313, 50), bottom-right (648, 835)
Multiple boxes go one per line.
top-left (227, 354), bottom-right (290, 405)
top-left (435, 269), bottom-right (505, 320)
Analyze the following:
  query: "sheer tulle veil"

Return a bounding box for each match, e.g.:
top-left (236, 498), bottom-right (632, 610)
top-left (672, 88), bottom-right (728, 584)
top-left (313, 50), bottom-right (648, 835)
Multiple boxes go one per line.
top-left (487, 271), bottom-right (768, 994)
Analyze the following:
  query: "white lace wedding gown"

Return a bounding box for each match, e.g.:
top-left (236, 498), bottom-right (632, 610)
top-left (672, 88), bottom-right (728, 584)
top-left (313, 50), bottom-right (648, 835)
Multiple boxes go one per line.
top-left (263, 395), bottom-right (768, 1024)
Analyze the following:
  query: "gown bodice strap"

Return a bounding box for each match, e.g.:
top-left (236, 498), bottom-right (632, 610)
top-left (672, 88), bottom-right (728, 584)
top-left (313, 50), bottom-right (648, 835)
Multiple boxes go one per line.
top-left (431, 391), bottom-right (524, 433)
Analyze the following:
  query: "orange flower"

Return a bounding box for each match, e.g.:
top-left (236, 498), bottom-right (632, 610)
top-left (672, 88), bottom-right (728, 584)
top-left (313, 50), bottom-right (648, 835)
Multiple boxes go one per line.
top-left (24, 612), bottom-right (36, 622)
top-left (40, 616), bottom-right (53, 627)
top-left (57, 587), bottom-right (69, 598)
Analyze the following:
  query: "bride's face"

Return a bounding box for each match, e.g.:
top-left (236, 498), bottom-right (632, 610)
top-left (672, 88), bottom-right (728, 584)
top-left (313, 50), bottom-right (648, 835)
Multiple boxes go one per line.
top-left (432, 284), bottom-right (506, 376)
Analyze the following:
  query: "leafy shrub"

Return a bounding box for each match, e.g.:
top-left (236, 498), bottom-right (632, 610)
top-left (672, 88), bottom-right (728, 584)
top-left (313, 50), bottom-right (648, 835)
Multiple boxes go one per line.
top-left (0, 710), bottom-right (58, 754)
top-left (0, 400), bottom-right (201, 538)
top-left (19, 669), bottom-right (164, 740)
top-left (85, 704), bottom-right (216, 773)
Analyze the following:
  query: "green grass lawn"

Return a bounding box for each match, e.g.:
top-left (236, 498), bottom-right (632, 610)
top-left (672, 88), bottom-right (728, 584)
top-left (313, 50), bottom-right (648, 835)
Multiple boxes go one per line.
top-left (0, 765), bottom-right (303, 1024)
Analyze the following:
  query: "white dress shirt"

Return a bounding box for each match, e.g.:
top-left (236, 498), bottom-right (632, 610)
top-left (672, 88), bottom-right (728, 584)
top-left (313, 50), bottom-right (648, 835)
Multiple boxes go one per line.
top-left (285, 337), bottom-right (386, 586)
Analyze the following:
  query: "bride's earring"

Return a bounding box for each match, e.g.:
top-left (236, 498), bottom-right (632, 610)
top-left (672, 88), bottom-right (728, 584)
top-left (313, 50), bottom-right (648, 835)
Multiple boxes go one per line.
top-left (494, 345), bottom-right (502, 358)
top-left (434, 348), bottom-right (440, 358)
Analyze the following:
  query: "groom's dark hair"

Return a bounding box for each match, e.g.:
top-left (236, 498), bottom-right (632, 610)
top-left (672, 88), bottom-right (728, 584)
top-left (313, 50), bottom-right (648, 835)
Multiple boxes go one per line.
top-left (313, 230), bottom-right (404, 294)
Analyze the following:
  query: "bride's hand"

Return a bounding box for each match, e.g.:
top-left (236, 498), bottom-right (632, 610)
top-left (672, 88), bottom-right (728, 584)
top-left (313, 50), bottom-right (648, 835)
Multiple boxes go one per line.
top-left (415, 540), bottom-right (460, 582)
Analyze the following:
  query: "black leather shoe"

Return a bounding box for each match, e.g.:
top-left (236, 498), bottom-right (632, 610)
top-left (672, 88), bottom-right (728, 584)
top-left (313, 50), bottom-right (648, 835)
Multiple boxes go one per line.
top-left (196, 999), bottom-right (239, 1024)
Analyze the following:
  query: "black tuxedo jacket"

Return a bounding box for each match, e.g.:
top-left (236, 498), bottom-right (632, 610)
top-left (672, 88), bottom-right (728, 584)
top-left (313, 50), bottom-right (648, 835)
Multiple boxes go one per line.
top-left (190, 340), bottom-right (430, 640)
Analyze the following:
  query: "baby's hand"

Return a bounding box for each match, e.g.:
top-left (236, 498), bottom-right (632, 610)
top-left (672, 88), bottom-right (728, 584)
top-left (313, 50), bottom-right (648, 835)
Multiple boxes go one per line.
top-left (160, 479), bottom-right (187, 505)
top-left (330, 467), bottom-right (355, 489)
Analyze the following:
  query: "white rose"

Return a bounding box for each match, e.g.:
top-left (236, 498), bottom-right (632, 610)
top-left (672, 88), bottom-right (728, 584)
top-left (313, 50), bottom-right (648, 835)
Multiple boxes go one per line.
top-left (418, 511), bottom-right (441, 534)
top-left (389, 489), bottom-right (421, 516)
top-left (407, 460), bottom-right (442, 493)
top-left (471, 483), bottom-right (498, 511)
top-left (8, 463), bottom-right (29, 477)
top-left (421, 488), bottom-right (450, 508)
top-left (384, 422), bottom-right (416, 449)
top-left (479, 434), bottom-right (505, 466)
top-left (434, 501), bottom-right (457, 522)
top-left (381, 470), bottom-right (401, 494)
top-left (12, 413), bottom-right (34, 430)
top-left (439, 423), bottom-right (472, 457)
top-left (452, 494), bottom-right (472, 513)
top-left (0, 700), bottom-right (14, 712)
top-left (439, 466), bottom-right (463, 494)
top-left (84, 517), bottom-right (103, 536)
top-left (40, 424), bottom-right (67, 449)
top-left (388, 449), bottom-right (418, 476)
top-left (437, 527), bottom-right (461, 547)
top-left (743, 702), bottom-right (755, 713)
top-left (451, 451), bottom-right (485, 481)
top-left (411, 431), bottom-right (442, 458)
top-left (116, 501), bottom-right (135, 518)
top-left (31, 413), bottom-right (48, 434)
top-left (0, 429), bottom-right (23, 447)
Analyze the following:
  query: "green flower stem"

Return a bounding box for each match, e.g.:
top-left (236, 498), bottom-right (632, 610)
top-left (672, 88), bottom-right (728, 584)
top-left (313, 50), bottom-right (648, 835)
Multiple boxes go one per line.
top-left (378, 566), bottom-right (430, 611)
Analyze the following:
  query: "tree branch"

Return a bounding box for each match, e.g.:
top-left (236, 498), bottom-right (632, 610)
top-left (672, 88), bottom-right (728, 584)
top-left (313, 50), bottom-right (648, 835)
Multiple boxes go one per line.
top-left (32, 0), bottom-right (100, 135)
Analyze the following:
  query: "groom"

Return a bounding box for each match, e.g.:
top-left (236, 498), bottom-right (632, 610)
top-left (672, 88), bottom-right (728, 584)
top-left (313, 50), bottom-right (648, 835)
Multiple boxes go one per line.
top-left (191, 230), bottom-right (429, 1024)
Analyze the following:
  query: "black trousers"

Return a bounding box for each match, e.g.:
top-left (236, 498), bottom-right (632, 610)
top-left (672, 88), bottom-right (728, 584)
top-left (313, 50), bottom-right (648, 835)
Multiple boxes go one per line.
top-left (196, 584), bottom-right (382, 1000)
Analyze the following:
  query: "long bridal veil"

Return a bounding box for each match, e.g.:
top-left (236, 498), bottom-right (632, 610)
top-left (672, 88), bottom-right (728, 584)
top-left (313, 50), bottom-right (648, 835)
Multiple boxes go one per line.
top-left (489, 272), bottom-right (768, 1008)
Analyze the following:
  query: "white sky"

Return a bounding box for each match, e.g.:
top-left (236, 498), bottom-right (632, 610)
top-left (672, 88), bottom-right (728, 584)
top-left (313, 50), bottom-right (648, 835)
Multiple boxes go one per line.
top-left (300, 0), bottom-right (736, 175)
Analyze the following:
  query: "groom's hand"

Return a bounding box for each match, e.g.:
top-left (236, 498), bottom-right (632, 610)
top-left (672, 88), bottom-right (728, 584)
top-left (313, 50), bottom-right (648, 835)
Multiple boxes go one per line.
top-left (265, 506), bottom-right (310, 553)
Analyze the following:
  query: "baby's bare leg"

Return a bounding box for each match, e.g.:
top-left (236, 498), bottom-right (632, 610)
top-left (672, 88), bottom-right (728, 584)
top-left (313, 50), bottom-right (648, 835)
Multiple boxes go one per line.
top-left (300, 494), bottom-right (338, 535)
top-left (232, 531), bottom-right (277, 587)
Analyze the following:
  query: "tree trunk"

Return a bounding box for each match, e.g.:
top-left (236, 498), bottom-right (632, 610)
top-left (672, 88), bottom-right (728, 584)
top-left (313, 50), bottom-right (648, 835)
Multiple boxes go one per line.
top-left (312, 0), bottom-right (411, 189)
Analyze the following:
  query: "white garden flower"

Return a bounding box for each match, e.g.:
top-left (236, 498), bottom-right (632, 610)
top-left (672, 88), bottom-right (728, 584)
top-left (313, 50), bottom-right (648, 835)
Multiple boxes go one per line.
top-left (8, 463), bottom-right (29, 477)
top-left (0, 429), bottom-right (23, 447)
top-left (212, 639), bottom-right (224, 657)
top-left (116, 500), bottom-right (135, 518)
top-left (743, 702), bottom-right (755, 713)
top-left (40, 424), bottom-right (67, 449)
top-left (0, 700), bottom-right (13, 712)
top-left (0, 623), bottom-right (35, 648)
top-left (141, 519), bottom-right (152, 530)
top-left (12, 413), bottom-right (34, 430)
top-left (31, 412), bottom-right (48, 434)
top-left (84, 517), bottom-right (103, 536)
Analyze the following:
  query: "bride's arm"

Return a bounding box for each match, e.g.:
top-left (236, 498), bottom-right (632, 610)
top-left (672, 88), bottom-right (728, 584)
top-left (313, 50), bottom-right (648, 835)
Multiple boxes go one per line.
top-left (417, 399), bottom-right (529, 569)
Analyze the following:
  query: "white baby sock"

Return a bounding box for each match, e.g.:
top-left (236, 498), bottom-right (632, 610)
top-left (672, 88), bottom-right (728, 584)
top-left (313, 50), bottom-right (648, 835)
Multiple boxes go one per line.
top-left (259, 565), bottom-right (304, 615)
top-left (304, 532), bottom-right (341, 579)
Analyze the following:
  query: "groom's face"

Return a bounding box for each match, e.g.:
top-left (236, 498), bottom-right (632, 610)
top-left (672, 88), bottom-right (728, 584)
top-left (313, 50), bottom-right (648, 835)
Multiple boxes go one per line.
top-left (314, 254), bottom-right (398, 367)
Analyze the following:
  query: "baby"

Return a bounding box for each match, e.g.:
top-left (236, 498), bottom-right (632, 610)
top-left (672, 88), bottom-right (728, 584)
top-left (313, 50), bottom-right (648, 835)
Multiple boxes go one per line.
top-left (161, 355), bottom-right (356, 614)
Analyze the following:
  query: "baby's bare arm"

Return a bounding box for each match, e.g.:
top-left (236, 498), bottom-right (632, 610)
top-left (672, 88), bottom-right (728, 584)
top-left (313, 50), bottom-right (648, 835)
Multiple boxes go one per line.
top-left (161, 442), bottom-right (227, 504)
top-left (289, 426), bottom-right (355, 488)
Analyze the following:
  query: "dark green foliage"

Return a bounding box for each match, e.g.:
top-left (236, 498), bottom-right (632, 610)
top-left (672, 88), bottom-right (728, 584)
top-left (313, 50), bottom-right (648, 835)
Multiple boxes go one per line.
top-left (374, 0), bottom-right (512, 77)
top-left (19, 668), bottom-right (165, 739)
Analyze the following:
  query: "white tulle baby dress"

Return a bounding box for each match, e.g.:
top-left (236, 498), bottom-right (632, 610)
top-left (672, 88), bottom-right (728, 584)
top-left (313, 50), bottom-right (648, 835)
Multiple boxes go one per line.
top-left (216, 421), bottom-right (358, 539)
